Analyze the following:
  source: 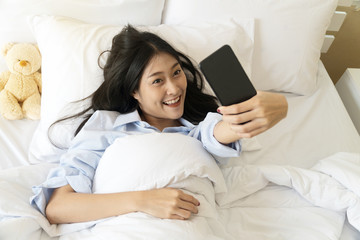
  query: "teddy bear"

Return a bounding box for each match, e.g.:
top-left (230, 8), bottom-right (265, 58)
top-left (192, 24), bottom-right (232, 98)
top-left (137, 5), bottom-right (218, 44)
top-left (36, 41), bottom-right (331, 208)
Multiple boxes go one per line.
top-left (0, 42), bottom-right (42, 120)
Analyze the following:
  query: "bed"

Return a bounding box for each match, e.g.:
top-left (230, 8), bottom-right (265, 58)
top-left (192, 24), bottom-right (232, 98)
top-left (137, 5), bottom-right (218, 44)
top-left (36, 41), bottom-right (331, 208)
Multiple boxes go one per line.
top-left (0, 0), bottom-right (360, 239)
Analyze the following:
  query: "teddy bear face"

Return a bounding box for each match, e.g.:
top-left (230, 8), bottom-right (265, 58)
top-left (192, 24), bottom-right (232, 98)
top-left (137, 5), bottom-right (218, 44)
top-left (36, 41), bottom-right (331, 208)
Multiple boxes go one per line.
top-left (5, 43), bottom-right (41, 76)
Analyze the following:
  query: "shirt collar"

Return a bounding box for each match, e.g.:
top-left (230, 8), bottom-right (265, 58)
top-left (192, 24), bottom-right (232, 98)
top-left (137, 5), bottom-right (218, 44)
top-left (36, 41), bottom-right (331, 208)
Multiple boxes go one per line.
top-left (113, 110), bottom-right (195, 130)
top-left (113, 110), bottom-right (142, 128)
top-left (178, 117), bottom-right (195, 128)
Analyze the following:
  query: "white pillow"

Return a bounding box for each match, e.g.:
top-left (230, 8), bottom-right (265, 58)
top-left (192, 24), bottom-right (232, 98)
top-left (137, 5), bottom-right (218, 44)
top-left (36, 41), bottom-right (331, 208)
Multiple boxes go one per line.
top-left (162, 0), bottom-right (337, 95)
top-left (0, 0), bottom-right (165, 73)
top-left (92, 133), bottom-right (227, 194)
top-left (27, 15), bottom-right (255, 163)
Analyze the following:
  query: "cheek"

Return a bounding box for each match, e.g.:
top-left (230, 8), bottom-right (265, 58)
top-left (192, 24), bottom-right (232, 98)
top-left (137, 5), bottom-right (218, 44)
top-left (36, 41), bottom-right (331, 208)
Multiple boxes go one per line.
top-left (139, 91), bottom-right (161, 107)
top-left (181, 75), bottom-right (187, 89)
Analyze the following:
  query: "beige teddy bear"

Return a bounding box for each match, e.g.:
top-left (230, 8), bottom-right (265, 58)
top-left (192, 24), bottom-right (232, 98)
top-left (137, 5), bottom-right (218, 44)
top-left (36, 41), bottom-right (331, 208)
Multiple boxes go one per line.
top-left (0, 43), bottom-right (42, 120)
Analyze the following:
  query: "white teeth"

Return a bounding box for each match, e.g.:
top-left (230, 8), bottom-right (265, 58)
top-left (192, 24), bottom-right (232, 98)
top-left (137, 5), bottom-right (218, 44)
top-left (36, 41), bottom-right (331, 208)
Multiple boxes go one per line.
top-left (164, 96), bottom-right (180, 105)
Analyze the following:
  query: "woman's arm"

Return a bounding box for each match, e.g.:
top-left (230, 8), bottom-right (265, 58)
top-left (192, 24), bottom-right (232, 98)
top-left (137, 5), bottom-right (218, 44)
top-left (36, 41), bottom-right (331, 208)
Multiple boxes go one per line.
top-left (214, 91), bottom-right (288, 144)
top-left (46, 184), bottom-right (200, 224)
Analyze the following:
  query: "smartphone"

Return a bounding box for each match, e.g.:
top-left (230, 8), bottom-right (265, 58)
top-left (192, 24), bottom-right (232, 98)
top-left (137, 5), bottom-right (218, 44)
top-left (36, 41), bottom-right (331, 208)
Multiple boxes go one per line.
top-left (199, 44), bottom-right (257, 106)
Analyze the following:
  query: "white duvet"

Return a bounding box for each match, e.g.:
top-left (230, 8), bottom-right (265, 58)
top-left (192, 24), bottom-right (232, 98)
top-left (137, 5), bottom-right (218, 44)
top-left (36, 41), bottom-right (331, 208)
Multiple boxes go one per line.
top-left (0, 147), bottom-right (360, 239)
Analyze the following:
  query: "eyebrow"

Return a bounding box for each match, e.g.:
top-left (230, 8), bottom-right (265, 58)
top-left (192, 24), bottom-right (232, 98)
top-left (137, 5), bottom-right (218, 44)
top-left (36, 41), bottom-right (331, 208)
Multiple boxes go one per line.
top-left (147, 62), bottom-right (180, 78)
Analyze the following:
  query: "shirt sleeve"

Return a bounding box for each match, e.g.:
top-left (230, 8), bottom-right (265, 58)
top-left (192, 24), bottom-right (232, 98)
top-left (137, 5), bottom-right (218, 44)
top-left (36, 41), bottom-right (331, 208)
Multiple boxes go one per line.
top-left (30, 111), bottom-right (119, 215)
top-left (188, 112), bottom-right (241, 158)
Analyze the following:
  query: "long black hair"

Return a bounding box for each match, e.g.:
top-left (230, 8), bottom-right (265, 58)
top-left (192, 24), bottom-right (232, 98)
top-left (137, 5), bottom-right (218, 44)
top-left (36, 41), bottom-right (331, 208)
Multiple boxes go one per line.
top-left (51, 25), bottom-right (219, 137)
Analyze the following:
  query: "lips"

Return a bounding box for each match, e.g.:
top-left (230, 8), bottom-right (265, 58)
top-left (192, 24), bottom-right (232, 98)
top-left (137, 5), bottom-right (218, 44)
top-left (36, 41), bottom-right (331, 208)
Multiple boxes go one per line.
top-left (163, 96), bottom-right (180, 105)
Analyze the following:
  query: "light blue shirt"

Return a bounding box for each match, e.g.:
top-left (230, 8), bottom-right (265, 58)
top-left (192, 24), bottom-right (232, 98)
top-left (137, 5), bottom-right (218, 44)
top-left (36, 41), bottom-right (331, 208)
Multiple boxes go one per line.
top-left (31, 110), bottom-right (241, 215)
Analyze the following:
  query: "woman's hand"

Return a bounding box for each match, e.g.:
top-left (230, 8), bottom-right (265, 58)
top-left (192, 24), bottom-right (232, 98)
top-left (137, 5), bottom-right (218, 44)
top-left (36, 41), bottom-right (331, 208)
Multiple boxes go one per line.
top-left (137, 188), bottom-right (200, 220)
top-left (46, 185), bottom-right (199, 224)
top-left (215, 91), bottom-right (288, 141)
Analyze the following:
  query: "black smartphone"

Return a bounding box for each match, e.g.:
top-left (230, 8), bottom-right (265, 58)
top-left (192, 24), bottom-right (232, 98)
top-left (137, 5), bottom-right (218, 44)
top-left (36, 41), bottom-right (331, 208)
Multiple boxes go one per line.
top-left (199, 44), bottom-right (257, 106)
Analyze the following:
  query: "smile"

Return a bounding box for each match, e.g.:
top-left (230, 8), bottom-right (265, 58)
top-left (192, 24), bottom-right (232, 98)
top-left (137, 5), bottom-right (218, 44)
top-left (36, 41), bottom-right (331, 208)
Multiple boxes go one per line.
top-left (163, 96), bottom-right (181, 105)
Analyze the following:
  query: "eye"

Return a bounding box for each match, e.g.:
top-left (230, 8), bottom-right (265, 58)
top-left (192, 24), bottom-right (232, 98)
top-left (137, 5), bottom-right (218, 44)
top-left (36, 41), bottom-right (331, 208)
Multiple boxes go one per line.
top-left (152, 79), bottom-right (162, 84)
top-left (174, 69), bottom-right (182, 76)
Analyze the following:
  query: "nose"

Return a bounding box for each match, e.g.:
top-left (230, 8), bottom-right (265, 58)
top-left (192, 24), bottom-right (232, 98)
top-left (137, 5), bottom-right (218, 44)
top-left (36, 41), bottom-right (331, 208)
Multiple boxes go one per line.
top-left (166, 80), bottom-right (179, 95)
top-left (19, 60), bottom-right (28, 67)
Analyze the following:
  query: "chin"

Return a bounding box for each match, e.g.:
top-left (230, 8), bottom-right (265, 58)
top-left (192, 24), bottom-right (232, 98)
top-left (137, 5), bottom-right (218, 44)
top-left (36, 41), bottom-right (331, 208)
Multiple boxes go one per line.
top-left (170, 111), bottom-right (184, 120)
top-left (168, 111), bottom-right (183, 120)
top-left (175, 107), bottom-right (185, 119)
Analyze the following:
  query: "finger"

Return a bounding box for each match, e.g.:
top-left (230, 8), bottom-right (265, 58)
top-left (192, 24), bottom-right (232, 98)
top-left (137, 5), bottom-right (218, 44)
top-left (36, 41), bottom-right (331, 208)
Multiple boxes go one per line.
top-left (178, 200), bottom-right (198, 214)
top-left (173, 208), bottom-right (192, 220)
top-left (247, 126), bottom-right (268, 137)
top-left (218, 94), bottom-right (258, 115)
top-left (179, 192), bottom-right (200, 206)
top-left (170, 214), bottom-right (185, 220)
top-left (222, 109), bottom-right (257, 125)
top-left (229, 118), bottom-right (261, 133)
top-left (229, 121), bottom-right (254, 134)
top-left (236, 126), bottom-right (268, 138)
top-left (230, 120), bottom-right (268, 138)
top-left (217, 101), bottom-right (253, 115)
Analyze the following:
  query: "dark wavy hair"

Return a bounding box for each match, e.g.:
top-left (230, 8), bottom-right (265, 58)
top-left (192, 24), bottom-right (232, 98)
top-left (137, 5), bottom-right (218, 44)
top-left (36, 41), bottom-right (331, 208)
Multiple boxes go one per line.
top-left (51, 25), bottom-right (219, 137)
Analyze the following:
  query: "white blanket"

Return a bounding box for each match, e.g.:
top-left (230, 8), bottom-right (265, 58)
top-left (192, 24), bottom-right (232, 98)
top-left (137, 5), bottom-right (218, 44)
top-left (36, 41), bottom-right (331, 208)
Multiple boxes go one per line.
top-left (0, 152), bottom-right (359, 239)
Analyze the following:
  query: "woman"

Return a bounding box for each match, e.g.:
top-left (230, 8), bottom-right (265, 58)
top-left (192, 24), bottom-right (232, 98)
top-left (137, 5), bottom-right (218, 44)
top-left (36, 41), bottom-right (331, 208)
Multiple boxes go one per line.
top-left (31, 25), bottom-right (287, 224)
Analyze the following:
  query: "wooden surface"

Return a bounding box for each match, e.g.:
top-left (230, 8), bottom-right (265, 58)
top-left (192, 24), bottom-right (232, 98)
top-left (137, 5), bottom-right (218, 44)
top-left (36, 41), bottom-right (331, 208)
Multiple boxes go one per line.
top-left (321, 5), bottom-right (360, 84)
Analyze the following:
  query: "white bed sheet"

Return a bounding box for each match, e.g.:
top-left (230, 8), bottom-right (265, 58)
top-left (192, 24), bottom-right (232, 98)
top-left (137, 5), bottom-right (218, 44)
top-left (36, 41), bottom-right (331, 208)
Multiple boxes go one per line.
top-left (1, 152), bottom-right (360, 240)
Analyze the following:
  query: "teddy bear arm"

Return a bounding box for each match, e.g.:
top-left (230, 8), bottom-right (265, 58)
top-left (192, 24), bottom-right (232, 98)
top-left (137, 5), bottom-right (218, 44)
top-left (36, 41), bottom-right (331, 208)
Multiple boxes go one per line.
top-left (0, 71), bottom-right (11, 91)
top-left (34, 72), bottom-right (42, 93)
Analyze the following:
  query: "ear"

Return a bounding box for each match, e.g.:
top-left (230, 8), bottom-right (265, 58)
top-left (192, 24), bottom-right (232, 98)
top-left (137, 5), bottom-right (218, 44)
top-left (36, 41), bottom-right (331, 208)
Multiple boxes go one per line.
top-left (132, 91), bottom-right (140, 100)
top-left (1, 42), bottom-right (15, 57)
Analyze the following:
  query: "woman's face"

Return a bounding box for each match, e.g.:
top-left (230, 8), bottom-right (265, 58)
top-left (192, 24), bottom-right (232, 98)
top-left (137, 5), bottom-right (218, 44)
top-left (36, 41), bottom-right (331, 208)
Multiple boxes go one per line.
top-left (133, 52), bottom-right (187, 128)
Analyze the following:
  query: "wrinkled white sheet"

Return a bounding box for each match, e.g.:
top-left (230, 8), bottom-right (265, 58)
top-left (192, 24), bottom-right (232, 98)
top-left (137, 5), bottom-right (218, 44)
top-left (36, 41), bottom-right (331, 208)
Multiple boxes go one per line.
top-left (1, 152), bottom-right (359, 239)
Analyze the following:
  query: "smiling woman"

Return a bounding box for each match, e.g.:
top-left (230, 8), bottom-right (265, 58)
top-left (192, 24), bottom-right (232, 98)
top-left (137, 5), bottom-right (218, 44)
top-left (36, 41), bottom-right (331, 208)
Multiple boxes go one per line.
top-left (31, 25), bottom-right (241, 224)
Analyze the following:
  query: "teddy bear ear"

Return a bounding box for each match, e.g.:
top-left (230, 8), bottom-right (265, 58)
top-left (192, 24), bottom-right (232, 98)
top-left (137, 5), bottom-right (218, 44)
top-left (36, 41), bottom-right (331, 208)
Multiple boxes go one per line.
top-left (1, 42), bottom-right (15, 57)
top-left (33, 44), bottom-right (41, 55)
